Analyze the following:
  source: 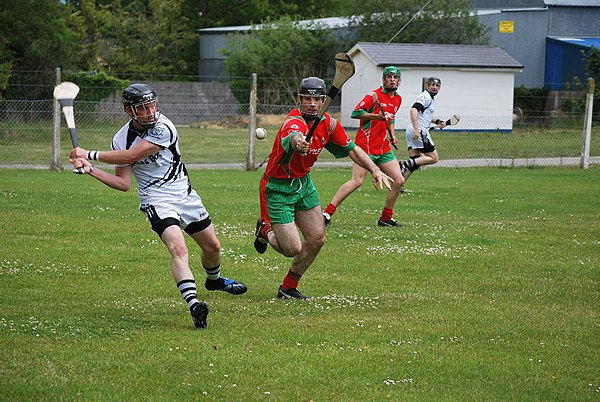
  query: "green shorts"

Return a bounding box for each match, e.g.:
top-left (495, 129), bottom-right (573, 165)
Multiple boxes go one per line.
top-left (369, 150), bottom-right (397, 165)
top-left (265, 174), bottom-right (319, 224)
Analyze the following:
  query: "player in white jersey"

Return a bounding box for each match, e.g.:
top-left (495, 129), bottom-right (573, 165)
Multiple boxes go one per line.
top-left (400, 77), bottom-right (445, 183)
top-left (69, 83), bottom-right (247, 329)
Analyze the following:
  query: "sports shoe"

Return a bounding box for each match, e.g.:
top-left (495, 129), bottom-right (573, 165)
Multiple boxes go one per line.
top-left (378, 217), bottom-right (403, 227)
top-left (253, 218), bottom-right (268, 254)
top-left (399, 160), bottom-right (407, 176)
top-left (323, 212), bottom-right (331, 226)
top-left (191, 301), bottom-right (209, 329)
top-left (277, 285), bottom-right (309, 300)
top-left (205, 277), bottom-right (248, 295)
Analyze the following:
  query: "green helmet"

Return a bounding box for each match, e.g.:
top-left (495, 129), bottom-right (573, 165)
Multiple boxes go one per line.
top-left (382, 66), bottom-right (401, 91)
top-left (382, 66), bottom-right (401, 78)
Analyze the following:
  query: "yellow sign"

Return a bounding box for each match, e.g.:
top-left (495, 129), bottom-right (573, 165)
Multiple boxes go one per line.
top-left (499, 21), bottom-right (514, 33)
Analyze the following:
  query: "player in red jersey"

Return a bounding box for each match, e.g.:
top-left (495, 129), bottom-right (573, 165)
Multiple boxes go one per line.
top-left (253, 76), bottom-right (393, 300)
top-left (323, 66), bottom-right (405, 227)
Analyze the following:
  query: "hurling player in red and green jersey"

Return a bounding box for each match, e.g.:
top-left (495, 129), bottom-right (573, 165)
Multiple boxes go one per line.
top-left (324, 66), bottom-right (405, 227)
top-left (253, 77), bottom-right (393, 300)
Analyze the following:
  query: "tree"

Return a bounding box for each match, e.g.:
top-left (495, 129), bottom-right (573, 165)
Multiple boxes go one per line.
top-left (222, 17), bottom-right (339, 106)
top-left (341, 0), bottom-right (490, 46)
top-left (197, 0), bottom-right (346, 28)
top-left (85, 0), bottom-right (199, 79)
top-left (0, 0), bottom-right (88, 99)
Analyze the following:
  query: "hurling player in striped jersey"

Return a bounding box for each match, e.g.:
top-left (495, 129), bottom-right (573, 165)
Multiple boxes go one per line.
top-left (69, 83), bottom-right (247, 329)
top-left (400, 76), bottom-right (445, 183)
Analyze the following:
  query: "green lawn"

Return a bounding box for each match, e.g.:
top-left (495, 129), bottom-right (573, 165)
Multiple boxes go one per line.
top-left (0, 167), bottom-right (598, 400)
top-left (1, 120), bottom-right (598, 166)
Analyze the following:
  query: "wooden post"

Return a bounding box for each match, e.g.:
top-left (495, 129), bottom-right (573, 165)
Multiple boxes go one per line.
top-left (580, 78), bottom-right (594, 169)
top-left (51, 68), bottom-right (61, 171)
top-left (246, 73), bottom-right (258, 170)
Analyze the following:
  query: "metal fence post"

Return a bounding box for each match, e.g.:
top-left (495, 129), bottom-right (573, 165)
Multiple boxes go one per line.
top-left (246, 73), bottom-right (258, 170)
top-left (580, 77), bottom-right (594, 169)
top-left (51, 68), bottom-right (61, 171)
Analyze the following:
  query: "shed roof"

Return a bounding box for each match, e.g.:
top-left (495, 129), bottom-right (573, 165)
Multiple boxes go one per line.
top-left (349, 42), bottom-right (524, 69)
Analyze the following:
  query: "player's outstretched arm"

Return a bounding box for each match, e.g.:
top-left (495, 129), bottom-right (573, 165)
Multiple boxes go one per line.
top-left (70, 157), bottom-right (132, 192)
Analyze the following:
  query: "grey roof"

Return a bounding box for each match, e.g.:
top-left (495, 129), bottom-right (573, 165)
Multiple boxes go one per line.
top-left (350, 42), bottom-right (524, 69)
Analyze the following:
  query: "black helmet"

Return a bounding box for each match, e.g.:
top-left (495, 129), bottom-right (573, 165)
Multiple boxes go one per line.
top-left (299, 77), bottom-right (326, 97)
top-left (122, 83), bottom-right (160, 128)
top-left (122, 83), bottom-right (158, 107)
top-left (426, 77), bottom-right (441, 86)
top-left (298, 77), bottom-right (326, 122)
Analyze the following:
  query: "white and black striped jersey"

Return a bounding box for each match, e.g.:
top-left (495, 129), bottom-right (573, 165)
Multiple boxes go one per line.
top-left (111, 114), bottom-right (192, 206)
top-left (406, 90), bottom-right (435, 138)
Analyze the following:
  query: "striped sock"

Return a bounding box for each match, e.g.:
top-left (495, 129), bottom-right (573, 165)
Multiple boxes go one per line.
top-left (177, 279), bottom-right (200, 310)
top-left (282, 270), bottom-right (302, 290)
top-left (203, 264), bottom-right (221, 280)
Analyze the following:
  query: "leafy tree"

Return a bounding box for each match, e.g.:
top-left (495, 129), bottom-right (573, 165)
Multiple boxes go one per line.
top-left (222, 17), bottom-right (339, 106)
top-left (584, 46), bottom-right (600, 83)
top-left (86, 0), bottom-right (199, 79)
top-left (341, 0), bottom-right (490, 46)
top-left (197, 0), bottom-right (346, 28)
top-left (561, 46), bottom-right (600, 123)
top-left (0, 0), bottom-right (88, 99)
top-left (63, 71), bottom-right (129, 102)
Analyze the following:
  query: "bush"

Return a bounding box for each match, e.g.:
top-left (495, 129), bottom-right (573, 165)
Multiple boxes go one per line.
top-left (514, 85), bottom-right (550, 125)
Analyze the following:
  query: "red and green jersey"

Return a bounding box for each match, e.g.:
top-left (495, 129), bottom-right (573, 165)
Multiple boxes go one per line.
top-left (351, 87), bottom-right (402, 155)
top-left (264, 108), bottom-right (356, 179)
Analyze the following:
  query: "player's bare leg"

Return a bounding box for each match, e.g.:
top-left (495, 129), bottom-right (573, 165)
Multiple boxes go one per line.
top-left (324, 163), bottom-right (368, 224)
top-left (162, 225), bottom-right (209, 328)
top-left (275, 206), bottom-right (326, 300)
top-left (379, 159), bottom-right (404, 210)
top-left (289, 206), bottom-right (326, 275)
top-left (269, 221), bottom-right (302, 257)
top-left (161, 225), bottom-right (194, 283)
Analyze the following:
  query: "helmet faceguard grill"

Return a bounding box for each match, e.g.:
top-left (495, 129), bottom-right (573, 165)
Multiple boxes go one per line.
top-left (122, 84), bottom-right (161, 128)
top-left (298, 77), bottom-right (326, 121)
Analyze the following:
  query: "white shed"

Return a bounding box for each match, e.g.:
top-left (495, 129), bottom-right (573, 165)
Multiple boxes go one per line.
top-left (342, 42), bottom-right (524, 132)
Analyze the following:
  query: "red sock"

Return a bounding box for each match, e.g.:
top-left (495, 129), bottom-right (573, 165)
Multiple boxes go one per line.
top-left (260, 221), bottom-right (273, 238)
top-left (282, 270), bottom-right (302, 290)
top-left (381, 207), bottom-right (393, 221)
top-left (324, 203), bottom-right (337, 216)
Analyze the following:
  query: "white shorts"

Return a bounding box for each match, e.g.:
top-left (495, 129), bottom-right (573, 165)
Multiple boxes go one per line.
top-left (405, 128), bottom-right (436, 152)
top-left (140, 189), bottom-right (209, 230)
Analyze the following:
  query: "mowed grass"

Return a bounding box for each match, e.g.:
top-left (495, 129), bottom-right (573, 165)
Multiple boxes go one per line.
top-left (0, 167), bottom-right (599, 401)
top-left (1, 120), bottom-right (599, 166)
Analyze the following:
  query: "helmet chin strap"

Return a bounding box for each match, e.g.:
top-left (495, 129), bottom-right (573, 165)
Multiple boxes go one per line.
top-left (300, 109), bottom-right (320, 122)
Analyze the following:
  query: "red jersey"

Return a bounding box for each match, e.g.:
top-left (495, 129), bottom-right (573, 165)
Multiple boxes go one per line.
top-left (352, 87), bottom-right (402, 155)
top-left (264, 108), bottom-right (355, 179)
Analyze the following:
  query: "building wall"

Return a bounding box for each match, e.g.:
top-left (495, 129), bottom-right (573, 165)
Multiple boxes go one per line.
top-left (548, 7), bottom-right (600, 36)
top-left (199, 33), bottom-right (232, 81)
top-left (341, 53), bottom-right (516, 132)
top-left (478, 9), bottom-right (548, 87)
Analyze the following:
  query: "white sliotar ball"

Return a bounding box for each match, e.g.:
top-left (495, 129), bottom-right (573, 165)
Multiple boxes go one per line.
top-left (255, 127), bottom-right (267, 140)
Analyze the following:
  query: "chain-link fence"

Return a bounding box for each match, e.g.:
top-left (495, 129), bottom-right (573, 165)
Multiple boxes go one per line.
top-left (1, 78), bottom-right (598, 170)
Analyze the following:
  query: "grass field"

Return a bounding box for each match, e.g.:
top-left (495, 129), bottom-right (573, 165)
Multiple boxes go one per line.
top-left (1, 119), bottom-right (599, 166)
top-left (0, 167), bottom-right (599, 401)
